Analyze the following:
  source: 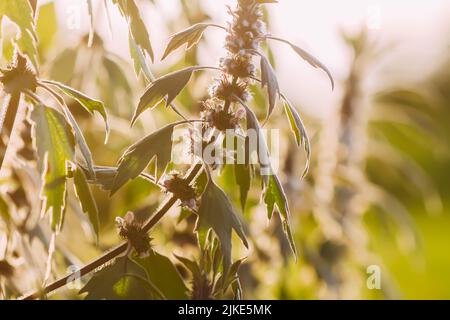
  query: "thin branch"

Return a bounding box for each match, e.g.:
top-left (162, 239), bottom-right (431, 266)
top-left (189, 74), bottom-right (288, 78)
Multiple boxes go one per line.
top-left (21, 162), bottom-right (203, 300)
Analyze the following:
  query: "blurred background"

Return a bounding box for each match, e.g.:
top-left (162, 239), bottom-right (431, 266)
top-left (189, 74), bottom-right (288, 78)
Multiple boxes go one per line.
top-left (1, 0), bottom-right (450, 299)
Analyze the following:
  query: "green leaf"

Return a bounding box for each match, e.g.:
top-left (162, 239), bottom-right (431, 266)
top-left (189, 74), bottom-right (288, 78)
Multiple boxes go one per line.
top-left (132, 67), bottom-right (198, 125)
top-left (35, 1), bottom-right (57, 55)
top-left (31, 105), bottom-right (75, 232)
top-left (263, 174), bottom-right (297, 256)
top-left (196, 178), bottom-right (248, 273)
top-left (282, 97), bottom-right (310, 177)
top-left (113, 0), bottom-right (154, 62)
top-left (237, 101), bottom-right (297, 257)
top-left (0, 0), bottom-right (38, 67)
top-left (80, 256), bottom-right (161, 300)
top-left (134, 251), bottom-right (188, 299)
top-left (162, 23), bottom-right (212, 60)
top-left (235, 164), bottom-right (251, 211)
top-left (260, 54), bottom-right (280, 121)
top-left (111, 123), bottom-right (177, 194)
top-left (256, 0), bottom-right (278, 3)
top-left (73, 166), bottom-right (100, 239)
top-left (42, 80), bottom-right (109, 139)
top-left (268, 37), bottom-right (334, 90)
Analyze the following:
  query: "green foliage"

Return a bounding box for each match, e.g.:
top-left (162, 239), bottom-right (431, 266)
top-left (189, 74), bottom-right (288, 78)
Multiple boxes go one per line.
top-left (111, 123), bottom-right (177, 194)
top-left (282, 97), bottom-right (310, 176)
top-left (42, 80), bottom-right (109, 137)
top-left (31, 105), bottom-right (75, 232)
top-left (0, 0), bottom-right (37, 66)
top-left (196, 176), bottom-right (248, 272)
top-left (80, 256), bottom-right (163, 299)
top-left (134, 251), bottom-right (188, 299)
top-left (73, 166), bottom-right (100, 239)
top-left (113, 0), bottom-right (154, 76)
top-left (162, 23), bottom-right (214, 60)
top-left (132, 67), bottom-right (205, 125)
top-left (259, 54), bottom-right (280, 121)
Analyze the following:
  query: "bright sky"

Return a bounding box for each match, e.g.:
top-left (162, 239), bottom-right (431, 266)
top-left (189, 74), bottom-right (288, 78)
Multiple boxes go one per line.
top-left (56, 0), bottom-right (450, 117)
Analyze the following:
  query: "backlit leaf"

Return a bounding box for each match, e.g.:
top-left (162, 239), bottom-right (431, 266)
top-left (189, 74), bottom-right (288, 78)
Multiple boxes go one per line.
top-left (259, 54), bottom-right (280, 121)
top-left (196, 177), bottom-right (248, 272)
top-left (132, 67), bottom-right (200, 125)
top-left (283, 97), bottom-right (310, 177)
top-left (111, 123), bottom-right (178, 194)
top-left (31, 105), bottom-right (75, 232)
top-left (73, 166), bottom-right (100, 239)
top-left (113, 0), bottom-right (154, 62)
top-left (263, 174), bottom-right (297, 256)
top-left (268, 36), bottom-right (334, 90)
top-left (80, 256), bottom-right (161, 300)
top-left (0, 0), bottom-right (38, 66)
top-left (162, 23), bottom-right (212, 60)
top-left (134, 251), bottom-right (188, 299)
top-left (42, 80), bottom-right (109, 138)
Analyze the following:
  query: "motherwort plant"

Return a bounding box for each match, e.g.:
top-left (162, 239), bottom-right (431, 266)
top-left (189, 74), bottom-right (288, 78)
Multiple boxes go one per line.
top-left (17, 0), bottom-right (333, 299)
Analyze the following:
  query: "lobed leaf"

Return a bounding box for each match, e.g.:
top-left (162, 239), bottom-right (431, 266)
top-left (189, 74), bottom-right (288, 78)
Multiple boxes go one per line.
top-left (196, 177), bottom-right (248, 273)
top-left (80, 256), bottom-right (162, 300)
top-left (73, 166), bottom-right (100, 239)
top-left (111, 123), bottom-right (177, 194)
top-left (113, 0), bottom-right (154, 62)
top-left (132, 67), bottom-right (199, 125)
top-left (259, 54), bottom-right (280, 121)
top-left (134, 251), bottom-right (188, 299)
top-left (282, 97), bottom-right (311, 177)
top-left (42, 80), bottom-right (109, 138)
top-left (268, 36), bottom-right (334, 90)
top-left (31, 105), bottom-right (75, 232)
top-left (263, 174), bottom-right (297, 257)
top-left (0, 0), bottom-right (38, 66)
top-left (162, 23), bottom-right (212, 60)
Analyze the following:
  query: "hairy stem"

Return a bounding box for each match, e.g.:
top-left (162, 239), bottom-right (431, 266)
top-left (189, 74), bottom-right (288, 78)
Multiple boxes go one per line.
top-left (0, 92), bottom-right (21, 172)
top-left (22, 162), bottom-right (203, 300)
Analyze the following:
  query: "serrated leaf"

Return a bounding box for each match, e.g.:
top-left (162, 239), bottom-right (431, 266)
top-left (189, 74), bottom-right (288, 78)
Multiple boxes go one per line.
top-left (134, 251), bottom-right (188, 299)
top-left (111, 123), bottom-right (177, 194)
top-left (235, 164), bottom-right (251, 211)
top-left (268, 37), bottom-right (334, 90)
top-left (260, 54), bottom-right (280, 121)
top-left (80, 256), bottom-right (161, 300)
top-left (263, 174), bottom-right (297, 256)
top-left (196, 178), bottom-right (248, 273)
top-left (42, 80), bottom-right (109, 138)
top-left (132, 67), bottom-right (197, 125)
top-left (237, 101), bottom-right (297, 257)
top-left (0, 0), bottom-right (38, 67)
top-left (73, 166), bottom-right (100, 238)
top-left (162, 23), bottom-right (211, 60)
top-left (283, 97), bottom-right (310, 177)
top-left (31, 105), bottom-right (75, 232)
top-left (113, 0), bottom-right (154, 62)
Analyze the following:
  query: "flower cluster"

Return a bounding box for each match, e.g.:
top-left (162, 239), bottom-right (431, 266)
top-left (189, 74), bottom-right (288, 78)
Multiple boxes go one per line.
top-left (206, 0), bottom-right (264, 130)
top-left (163, 172), bottom-right (197, 209)
top-left (201, 99), bottom-right (245, 132)
top-left (0, 54), bottom-right (37, 94)
top-left (116, 212), bottom-right (152, 257)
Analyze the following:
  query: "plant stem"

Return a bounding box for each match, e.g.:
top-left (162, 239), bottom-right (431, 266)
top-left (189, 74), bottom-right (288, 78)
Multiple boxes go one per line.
top-left (22, 162), bottom-right (203, 300)
top-left (0, 92), bottom-right (21, 172)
